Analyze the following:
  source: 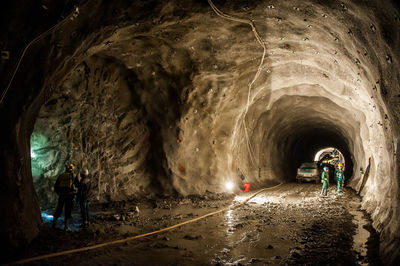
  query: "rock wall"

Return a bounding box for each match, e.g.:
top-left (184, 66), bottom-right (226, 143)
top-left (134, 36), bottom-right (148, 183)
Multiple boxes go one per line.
top-left (32, 57), bottom-right (160, 208)
top-left (1, 0), bottom-right (400, 264)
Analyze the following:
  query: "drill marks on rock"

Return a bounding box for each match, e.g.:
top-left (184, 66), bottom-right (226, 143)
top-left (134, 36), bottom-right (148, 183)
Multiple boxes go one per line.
top-left (41, 3), bottom-right (400, 257)
top-left (33, 58), bottom-right (153, 207)
top-left (208, 0), bottom-right (267, 171)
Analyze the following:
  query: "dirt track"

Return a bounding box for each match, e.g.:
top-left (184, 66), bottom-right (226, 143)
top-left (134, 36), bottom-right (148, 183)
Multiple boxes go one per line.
top-left (6, 184), bottom-right (381, 265)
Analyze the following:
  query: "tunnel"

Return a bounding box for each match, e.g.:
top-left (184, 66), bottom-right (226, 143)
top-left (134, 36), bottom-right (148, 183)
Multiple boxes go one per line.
top-left (0, 0), bottom-right (399, 264)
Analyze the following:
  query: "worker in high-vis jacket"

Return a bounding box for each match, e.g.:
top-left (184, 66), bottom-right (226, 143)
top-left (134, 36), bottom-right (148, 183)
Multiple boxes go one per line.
top-left (335, 163), bottom-right (345, 195)
top-left (52, 164), bottom-right (78, 231)
top-left (321, 166), bottom-right (329, 196)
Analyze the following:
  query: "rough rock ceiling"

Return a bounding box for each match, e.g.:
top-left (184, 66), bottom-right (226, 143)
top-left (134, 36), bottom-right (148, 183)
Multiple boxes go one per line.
top-left (0, 0), bottom-right (400, 264)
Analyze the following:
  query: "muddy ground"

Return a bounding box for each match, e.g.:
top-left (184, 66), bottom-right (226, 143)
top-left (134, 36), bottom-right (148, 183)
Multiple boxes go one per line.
top-left (4, 184), bottom-right (381, 265)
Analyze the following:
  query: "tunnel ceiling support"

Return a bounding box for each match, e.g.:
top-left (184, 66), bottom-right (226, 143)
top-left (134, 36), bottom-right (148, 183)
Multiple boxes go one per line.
top-left (1, 0), bottom-right (400, 264)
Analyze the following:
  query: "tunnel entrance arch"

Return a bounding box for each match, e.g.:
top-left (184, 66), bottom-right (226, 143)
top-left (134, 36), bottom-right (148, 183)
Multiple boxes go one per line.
top-left (314, 147), bottom-right (345, 167)
top-left (245, 94), bottom-right (359, 186)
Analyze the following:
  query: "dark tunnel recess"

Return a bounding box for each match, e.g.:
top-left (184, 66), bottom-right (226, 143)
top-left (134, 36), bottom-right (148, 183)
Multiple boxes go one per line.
top-left (278, 126), bottom-right (354, 182)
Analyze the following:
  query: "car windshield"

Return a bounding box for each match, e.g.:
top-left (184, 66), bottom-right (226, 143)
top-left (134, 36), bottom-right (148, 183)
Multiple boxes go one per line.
top-left (300, 163), bottom-right (317, 169)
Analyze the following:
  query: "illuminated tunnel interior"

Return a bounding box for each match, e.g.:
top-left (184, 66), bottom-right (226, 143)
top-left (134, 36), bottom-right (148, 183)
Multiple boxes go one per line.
top-left (251, 95), bottom-right (354, 183)
top-left (0, 0), bottom-right (399, 264)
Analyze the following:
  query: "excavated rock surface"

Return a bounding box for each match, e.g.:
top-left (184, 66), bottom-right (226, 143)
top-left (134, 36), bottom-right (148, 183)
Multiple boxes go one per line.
top-left (0, 0), bottom-right (400, 264)
top-left (33, 57), bottom-right (162, 208)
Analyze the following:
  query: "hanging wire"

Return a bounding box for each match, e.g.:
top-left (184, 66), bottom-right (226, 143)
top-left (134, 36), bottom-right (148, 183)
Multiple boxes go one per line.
top-left (0, 6), bottom-right (79, 105)
top-left (207, 0), bottom-right (266, 167)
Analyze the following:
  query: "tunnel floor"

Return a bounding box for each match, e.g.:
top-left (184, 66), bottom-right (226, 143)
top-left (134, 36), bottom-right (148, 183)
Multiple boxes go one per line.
top-left (7, 184), bottom-right (381, 265)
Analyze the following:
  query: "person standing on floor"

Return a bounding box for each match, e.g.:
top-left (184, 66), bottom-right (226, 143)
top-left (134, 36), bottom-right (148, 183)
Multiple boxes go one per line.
top-left (77, 167), bottom-right (91, 228)
top-left (335, 163), bottom-right (345, 195)
top-left (321, 166), bottom-right (329, 196)
top-left (52, 164), bottom-right (78, 231)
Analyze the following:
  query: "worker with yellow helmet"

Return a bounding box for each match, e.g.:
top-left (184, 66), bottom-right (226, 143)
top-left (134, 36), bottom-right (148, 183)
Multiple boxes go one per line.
top-left (334, 163), bottom-right (345, 195)
top-left (52, 163), bottom-right (78, 231)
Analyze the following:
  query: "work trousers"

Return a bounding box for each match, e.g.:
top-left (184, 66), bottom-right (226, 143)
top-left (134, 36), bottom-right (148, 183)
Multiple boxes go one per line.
top-left (54, 194), bottom-right (74, 220)
top-left (321, 180), bottom-right (329, 196)
top-left (337, 179), bottom-right (344, 194)
top-left (79, 198), bottom-right (90, 224)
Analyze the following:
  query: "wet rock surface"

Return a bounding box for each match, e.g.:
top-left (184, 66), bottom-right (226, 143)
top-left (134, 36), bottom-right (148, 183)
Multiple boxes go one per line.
top-left (4, 184), bottom-right (381, 265)
top-left (31, 57), bottom-right (163, 209)
top-left (1, 1), bottom-right (400, 263)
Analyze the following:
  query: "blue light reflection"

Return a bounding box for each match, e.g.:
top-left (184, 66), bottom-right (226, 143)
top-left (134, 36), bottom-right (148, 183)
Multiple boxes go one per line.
top-left (41, 211), bottom-right (54, 223)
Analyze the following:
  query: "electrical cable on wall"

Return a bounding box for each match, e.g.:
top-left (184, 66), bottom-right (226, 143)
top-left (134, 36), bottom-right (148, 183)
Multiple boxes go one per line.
top-left (207, 0), bottom-right (266, 169)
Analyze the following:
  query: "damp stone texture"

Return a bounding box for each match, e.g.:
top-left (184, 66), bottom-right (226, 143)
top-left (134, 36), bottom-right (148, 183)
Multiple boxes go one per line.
top-left (0, 0), bottom-right (400, 264)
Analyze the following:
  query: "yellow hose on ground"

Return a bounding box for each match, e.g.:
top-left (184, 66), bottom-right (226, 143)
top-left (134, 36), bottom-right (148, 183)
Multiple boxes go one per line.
top-left (10, 183), bottom-right (282, 265)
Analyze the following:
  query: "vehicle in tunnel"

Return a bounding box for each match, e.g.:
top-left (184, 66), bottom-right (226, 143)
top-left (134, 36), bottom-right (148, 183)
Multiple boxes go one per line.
top-left (296, 162), bottom-right (320, 184)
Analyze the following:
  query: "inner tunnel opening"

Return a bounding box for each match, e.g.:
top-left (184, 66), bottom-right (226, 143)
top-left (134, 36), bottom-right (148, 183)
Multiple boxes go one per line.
top-left (273, 121), bottom-right (354, 183)
top-left (314, 147), bottom-right (345, 166)
top-left (247, 94), bottom-right (358, 188)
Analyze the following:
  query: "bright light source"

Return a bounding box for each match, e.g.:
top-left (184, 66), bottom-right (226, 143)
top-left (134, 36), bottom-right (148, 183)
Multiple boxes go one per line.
top-left (41, 212), bottom-right (54, 223)
top-left (225, 181), bottom-right (234, 191)
top-left (31, 150), bottom-right (36, 158)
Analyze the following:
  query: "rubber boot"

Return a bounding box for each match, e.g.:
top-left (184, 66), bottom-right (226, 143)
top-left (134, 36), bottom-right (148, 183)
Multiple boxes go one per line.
top-left (64, 219), bottom-right (70, 232)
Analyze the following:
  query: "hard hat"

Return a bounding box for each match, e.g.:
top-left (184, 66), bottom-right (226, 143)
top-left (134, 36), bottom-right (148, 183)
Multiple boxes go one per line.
top-left (81, 168), bottom-right (89, 176)
top-left (338, 163), bottom-right (343, 167)
top-left (323, 166), bottom-right (329, 171)
top-left (66, 164), bottom-right (75, 171)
